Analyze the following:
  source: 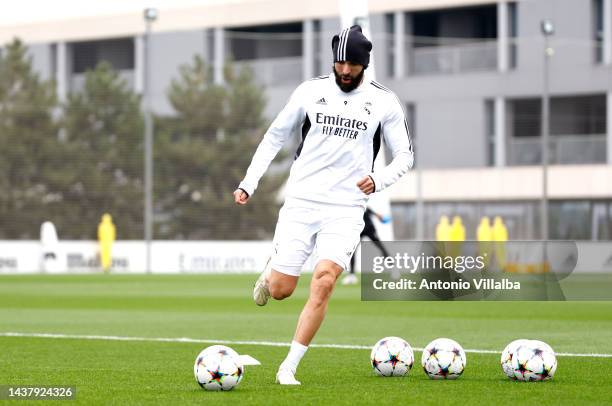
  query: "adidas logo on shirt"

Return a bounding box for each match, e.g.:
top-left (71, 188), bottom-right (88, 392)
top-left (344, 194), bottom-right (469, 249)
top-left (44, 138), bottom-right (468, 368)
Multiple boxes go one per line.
top-left (316, 97), bottom-right (327, 105)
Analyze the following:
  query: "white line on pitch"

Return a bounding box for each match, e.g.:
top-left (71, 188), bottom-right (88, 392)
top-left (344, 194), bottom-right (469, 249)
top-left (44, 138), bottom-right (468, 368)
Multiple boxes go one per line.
top-left (1, 332), bottom-right (612, 358)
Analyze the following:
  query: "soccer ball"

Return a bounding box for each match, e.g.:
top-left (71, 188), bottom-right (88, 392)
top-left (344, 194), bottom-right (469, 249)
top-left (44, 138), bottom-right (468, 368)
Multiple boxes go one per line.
top-left (501, 339), bottom-right (557, 381)
top-left (421, 338), bottom-right (466, 379)
top-left (370, 336), bottom-right (414, 377)
top-left (500, 339), bottom-right (530, 379)
top-left (194, 345), bottom-right (244, 391)
top-left (199, 345), bottom-right (240, 359)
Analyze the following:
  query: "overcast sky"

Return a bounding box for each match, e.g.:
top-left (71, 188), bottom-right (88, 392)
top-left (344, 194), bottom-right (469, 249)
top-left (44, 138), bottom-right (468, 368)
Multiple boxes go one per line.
top-left (0, 0), bottom-right (235, 26)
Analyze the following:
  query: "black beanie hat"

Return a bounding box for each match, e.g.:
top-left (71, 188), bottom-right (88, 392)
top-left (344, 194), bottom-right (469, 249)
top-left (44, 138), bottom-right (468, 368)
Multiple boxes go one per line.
top-left (331, 25), bottom-right (372, 68)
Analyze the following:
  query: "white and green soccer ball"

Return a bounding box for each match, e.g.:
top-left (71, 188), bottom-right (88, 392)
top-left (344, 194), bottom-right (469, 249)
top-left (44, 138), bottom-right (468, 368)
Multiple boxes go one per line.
top-left (421, 338), bottom-right (466, 379)
top-left (194, 345), bottom-right (244, 391)
top-left (501, 339), bottom-right (557, 381)
top-left (370, 336), bottom-right (414, 377)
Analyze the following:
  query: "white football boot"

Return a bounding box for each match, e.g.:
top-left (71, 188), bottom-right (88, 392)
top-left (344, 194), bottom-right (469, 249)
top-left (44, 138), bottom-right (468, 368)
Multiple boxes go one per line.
top-left (253, 257), bottom-right (272, 306)
top-left (276, 367), bottom-right (301, 385)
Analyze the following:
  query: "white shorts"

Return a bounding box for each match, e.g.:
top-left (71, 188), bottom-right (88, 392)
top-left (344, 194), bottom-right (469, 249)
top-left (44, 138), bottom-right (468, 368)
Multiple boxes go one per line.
top-left (270, 198), bottom-right (365, 276)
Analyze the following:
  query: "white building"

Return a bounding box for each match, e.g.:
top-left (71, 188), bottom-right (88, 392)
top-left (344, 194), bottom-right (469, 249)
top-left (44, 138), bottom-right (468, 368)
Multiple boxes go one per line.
top-left (3, 0), bottom-right (612, 240)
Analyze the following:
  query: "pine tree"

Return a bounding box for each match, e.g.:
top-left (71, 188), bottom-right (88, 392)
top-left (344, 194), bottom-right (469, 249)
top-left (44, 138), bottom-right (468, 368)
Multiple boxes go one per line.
top-left (157, 56), bottom-right (286, 239)
top-left (0, 39), bottom-right (60, 238)
top-left (60, 62), bottom-right (144, 238)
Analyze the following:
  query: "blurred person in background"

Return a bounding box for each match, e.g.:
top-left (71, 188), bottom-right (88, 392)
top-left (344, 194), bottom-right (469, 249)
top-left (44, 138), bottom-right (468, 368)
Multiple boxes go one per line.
top-left (436, 215), bottom-right (451, 241)
top-left (493, 216), bottom-right (508, 269)
top-left (477, 216), bottom-right (493, 268)
top-left (98, 213), bottom-right (116, 273)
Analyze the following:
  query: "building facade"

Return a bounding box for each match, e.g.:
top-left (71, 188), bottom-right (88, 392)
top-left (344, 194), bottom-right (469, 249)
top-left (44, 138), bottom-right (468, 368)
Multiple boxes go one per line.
top-left (4, 0), bottom-right (612, 241)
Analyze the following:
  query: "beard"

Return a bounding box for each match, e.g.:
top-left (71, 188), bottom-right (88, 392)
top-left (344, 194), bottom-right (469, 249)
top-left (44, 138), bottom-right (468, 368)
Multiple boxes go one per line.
top-left (333, 66), bottom-right (365, 93)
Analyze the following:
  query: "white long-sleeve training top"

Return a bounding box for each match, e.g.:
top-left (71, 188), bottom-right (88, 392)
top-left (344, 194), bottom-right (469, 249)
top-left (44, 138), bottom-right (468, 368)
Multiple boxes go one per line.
top-left (238, 73), bottom-right (414, 207)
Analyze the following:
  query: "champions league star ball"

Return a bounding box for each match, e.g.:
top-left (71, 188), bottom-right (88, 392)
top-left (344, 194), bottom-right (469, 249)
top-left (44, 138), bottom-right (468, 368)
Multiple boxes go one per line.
top-left (370, 337), bottom-right (415, 377)
top-left (194, 345), bottom-right (244, 391)
top-left (199, 344), bottom-right (240, 359)
top-left (500, 339), bottom-right (530, 379)
top-left (501, 339), bottom-right (557, 381)
top-left (421, 338), bottom-right (466, 379)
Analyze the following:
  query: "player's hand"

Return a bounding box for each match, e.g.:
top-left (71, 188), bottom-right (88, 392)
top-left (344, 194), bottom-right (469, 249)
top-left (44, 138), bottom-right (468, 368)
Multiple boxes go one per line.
top-left (233, 189), bottom-right (250, 205)
top-left (357, 176), bottom-right (375, 195)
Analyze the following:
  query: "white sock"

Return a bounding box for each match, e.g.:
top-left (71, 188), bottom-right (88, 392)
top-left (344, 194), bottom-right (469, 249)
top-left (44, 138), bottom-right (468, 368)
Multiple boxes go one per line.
top-left (280, 340), bottom-right (308, 372)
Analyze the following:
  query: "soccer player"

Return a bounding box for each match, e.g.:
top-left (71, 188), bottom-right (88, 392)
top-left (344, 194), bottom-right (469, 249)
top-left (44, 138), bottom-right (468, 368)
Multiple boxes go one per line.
top-left (97, 213), bottom-right (116, 273)
top-left (234, 25), bottom-right (413, 385)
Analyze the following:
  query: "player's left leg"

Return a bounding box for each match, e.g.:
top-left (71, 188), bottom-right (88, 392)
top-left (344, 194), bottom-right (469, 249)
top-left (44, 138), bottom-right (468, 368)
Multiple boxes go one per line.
top-left (276, 260), bottom-right (342, 385)
top-left (276, 205), bottom-right (364, 385)
top-left (294, 260), bottom-right (343, 345)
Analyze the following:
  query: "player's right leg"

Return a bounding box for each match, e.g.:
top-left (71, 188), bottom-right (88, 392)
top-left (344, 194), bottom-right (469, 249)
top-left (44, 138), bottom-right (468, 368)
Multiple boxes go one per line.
top-left (253, 258), bottom-right (273, 305)
top-left (253, 199), bottom-right (317, 306)
top-left (253, 262), bottom-right (298, 306)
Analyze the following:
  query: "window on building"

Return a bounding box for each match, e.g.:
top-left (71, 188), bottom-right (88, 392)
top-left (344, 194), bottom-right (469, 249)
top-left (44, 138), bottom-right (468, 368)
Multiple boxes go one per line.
top-left (511, 98), bottom-right (541, 138)
top-left (484, 202), bottom-right (541, 240)
top-left (550, 95), bottom-right (606, 135)
top-left (593, 201), bottom-right (612, 240)
top-left (412, 5), bottom-right (497, 42)
top-left (204, 29), bottom-right (214, 63)
top-left (508, 1), bottom-right (518, 68)
top-left (594, 0), bottom-right (604, 63)
top-left (409, 4), bottom-right (498, 74)
top-left (421, 201), bottom-right (540, 241)
top-left (392, 200), bottom-right (612, 241)
top-left (485, 99), bottom-right (495, 167)
top-left (549, 201), bottom-right (591, 240)
top-left (50, 43), bottom-right (57, 80)
top-left (385, 13), bottom-right (395, 78)
top-left (313, 19), bottom-right (322, 77)
top-left (507, 94), bottom-right (607, 165)
top-left (391, 204), bottom-right (416, 240)
top-left (226, 22), bottom-right (302, 61)
top-left (72, 38), bottom-right (134, 73)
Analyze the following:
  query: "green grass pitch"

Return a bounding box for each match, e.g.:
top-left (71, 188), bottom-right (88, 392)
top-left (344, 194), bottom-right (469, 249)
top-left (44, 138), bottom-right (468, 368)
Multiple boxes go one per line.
top-left (1, 274), bottom-right (612, 405)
